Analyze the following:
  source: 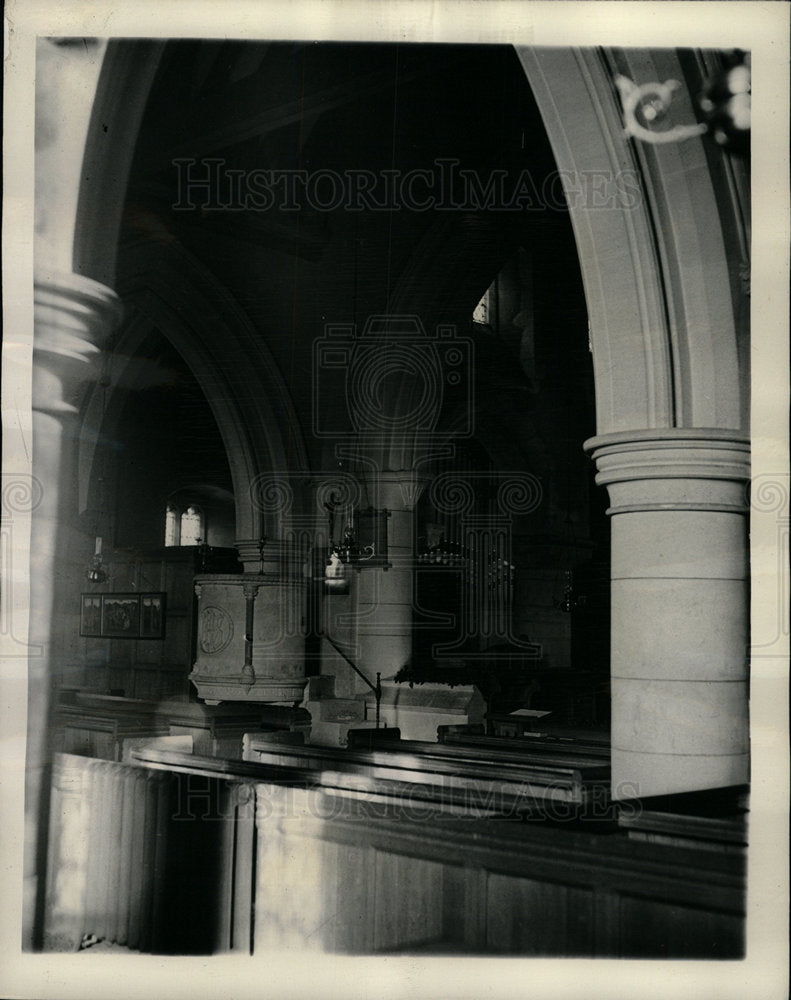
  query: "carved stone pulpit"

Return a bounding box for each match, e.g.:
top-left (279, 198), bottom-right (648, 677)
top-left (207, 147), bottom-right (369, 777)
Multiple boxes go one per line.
top-left (189, 574), bottom-right (307, 705)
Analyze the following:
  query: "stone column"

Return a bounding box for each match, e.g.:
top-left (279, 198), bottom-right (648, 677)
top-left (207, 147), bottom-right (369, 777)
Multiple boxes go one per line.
top-left (584, 429), bottom-right (750, 799)
top-left (241, 578), bottom-right (259, 688)
top-left (23, 35), bottom-right (122, 951)
top-left (26, 274), bottom-right (122, 947)
top-left (353, 472), bottom-right (426, 685)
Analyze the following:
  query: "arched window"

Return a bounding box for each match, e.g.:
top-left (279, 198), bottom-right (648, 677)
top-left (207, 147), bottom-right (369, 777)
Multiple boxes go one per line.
top-left (472, 285), bottom-right (491, 326)
top-left (164, 503), bottom-right (181, 547)
top-left (179, 505), bottom-right (204, 546)
top-left (164, 487), bottom-right (235, 548)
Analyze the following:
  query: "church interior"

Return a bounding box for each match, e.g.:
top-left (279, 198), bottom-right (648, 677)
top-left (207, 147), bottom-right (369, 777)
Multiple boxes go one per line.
top-left (23, 37), bottom-right (754, 958)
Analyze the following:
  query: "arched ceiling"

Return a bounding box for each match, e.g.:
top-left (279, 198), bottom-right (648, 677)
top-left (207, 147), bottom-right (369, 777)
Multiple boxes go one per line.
top-left (118, 40), bottom-right (591, 471)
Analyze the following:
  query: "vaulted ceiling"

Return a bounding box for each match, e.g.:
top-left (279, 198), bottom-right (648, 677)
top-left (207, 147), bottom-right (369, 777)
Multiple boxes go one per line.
top-left (116, 40), bottom-right (592, 486)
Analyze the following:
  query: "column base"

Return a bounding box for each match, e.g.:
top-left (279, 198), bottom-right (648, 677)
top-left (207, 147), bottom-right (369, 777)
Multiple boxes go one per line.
top-left (612, 749), bottom-right (750, 800)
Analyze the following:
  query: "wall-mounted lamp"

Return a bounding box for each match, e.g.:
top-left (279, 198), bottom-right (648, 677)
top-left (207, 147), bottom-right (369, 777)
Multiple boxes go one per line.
top-left (334, 508), bottom-right (389, 567)
top-left (323, 497), bottom-right (390, 592)
top-left (615, 51), bottom-right (750, 153)
top-left (85, 536), bottom-right (108, 583)
top-left (615, 76), bottom-right (707, 146)
top-left (697, 51), bottom-right (751, 154)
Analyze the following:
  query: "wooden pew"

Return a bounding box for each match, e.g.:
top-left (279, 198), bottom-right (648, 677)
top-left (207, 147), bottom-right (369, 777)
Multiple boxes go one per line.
top-left (133, 747), bottom-right (746, 957)
top-left (56, 701), bottom-right (169, 761)
top-left (44, 755), bottom-right (171, 951)
top-left (439, 728), bottom-right (612, 759)
top-left (242, 734), bottom-right (610, 815)
top-left (45, 747), bottom-right (746, 958)
top-left (54, 692), bottom-right (308, 761)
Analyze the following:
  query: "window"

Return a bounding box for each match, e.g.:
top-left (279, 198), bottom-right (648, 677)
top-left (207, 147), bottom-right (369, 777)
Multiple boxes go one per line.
top-left (165, 503), bottom-right (180, 547)
top-left (164, 502), bottom-right (205, 547)
top-left (179, 505), bottom-right (204, 546)
top-left (472, 286), bottom-right (492, 326)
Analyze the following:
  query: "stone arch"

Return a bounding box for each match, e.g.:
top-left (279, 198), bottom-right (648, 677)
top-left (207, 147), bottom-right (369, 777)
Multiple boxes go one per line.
top-left (515, 45), bottom-right (748, 435)
top-left (58, 41), bottom-right (750, 476)
top-left (79, 243), bottom-right (310, 549)
top-left (72, 39), bottom-right (167, 290)
top-left (516, 46), bottom-right (750, 797)
top-left (72, 41), bottom-right (314, 568)
top-left (68, 40), bottom-right (750, 800)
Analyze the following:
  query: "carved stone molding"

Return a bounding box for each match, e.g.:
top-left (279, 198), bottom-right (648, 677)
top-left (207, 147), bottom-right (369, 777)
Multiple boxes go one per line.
top-left (584, 428), bottom-right (750, 515)
top-left (33, 271), bottom-right (122, 417)
top-left (188, 675), bottom-right (308, 706)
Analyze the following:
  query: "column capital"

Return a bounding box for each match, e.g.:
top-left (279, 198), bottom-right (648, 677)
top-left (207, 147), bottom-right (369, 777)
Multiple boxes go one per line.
top-left (235, 538), bottom-right (266, 572)
top-left (235, 537), bottom-right (303, 579)
top-left (583, 428), bottom-right (750, 515)
top-left (33, 270), bottom-right (122, 417)
top-left (241, 579), bottom-right (261, 601)
top-left (359, 470), bottom-right (431, 510)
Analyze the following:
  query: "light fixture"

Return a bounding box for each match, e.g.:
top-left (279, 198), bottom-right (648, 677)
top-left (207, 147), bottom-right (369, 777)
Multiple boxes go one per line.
top-left (615, 51), bottom-right (750, 153)
top-left (324, 549), bottom-right (350, 594)
top-left (336, 508), bottom-right (389, 567)
top-left (696, 51), bottom-right (751, 154)
top-left (86, 536), bottom-right (108, 583)
top-left (323, 496), bottom-right (390, 591)
top-left (86, 370), bottom-right (111, 584)
top-left (615, 75), bottom-right (707, 146)
top-left (417, 523), bottom-right (467, 566)
top-left (559, 569), bottom-right (574, 614)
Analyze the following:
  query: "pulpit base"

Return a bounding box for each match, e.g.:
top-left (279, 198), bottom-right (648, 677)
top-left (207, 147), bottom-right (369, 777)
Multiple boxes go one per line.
top-left (189, 673), bottom-right (307, 705)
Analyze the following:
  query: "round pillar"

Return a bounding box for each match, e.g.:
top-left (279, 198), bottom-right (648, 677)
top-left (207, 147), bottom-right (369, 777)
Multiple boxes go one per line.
top-left (585, 429), bottom-right (750, 799)
top-left (26, 272), bottom-right (122, 948)
top-left (354, 472), bottom-right (426, 683)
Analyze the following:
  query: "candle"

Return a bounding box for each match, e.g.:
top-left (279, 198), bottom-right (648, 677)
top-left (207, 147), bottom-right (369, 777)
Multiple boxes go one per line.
top-left (95, 536), bottom-right (102, 556)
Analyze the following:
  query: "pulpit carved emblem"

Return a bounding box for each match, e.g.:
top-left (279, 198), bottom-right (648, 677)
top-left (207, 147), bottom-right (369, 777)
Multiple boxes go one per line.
top-left (199, 605), bottom-right (234, 654)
